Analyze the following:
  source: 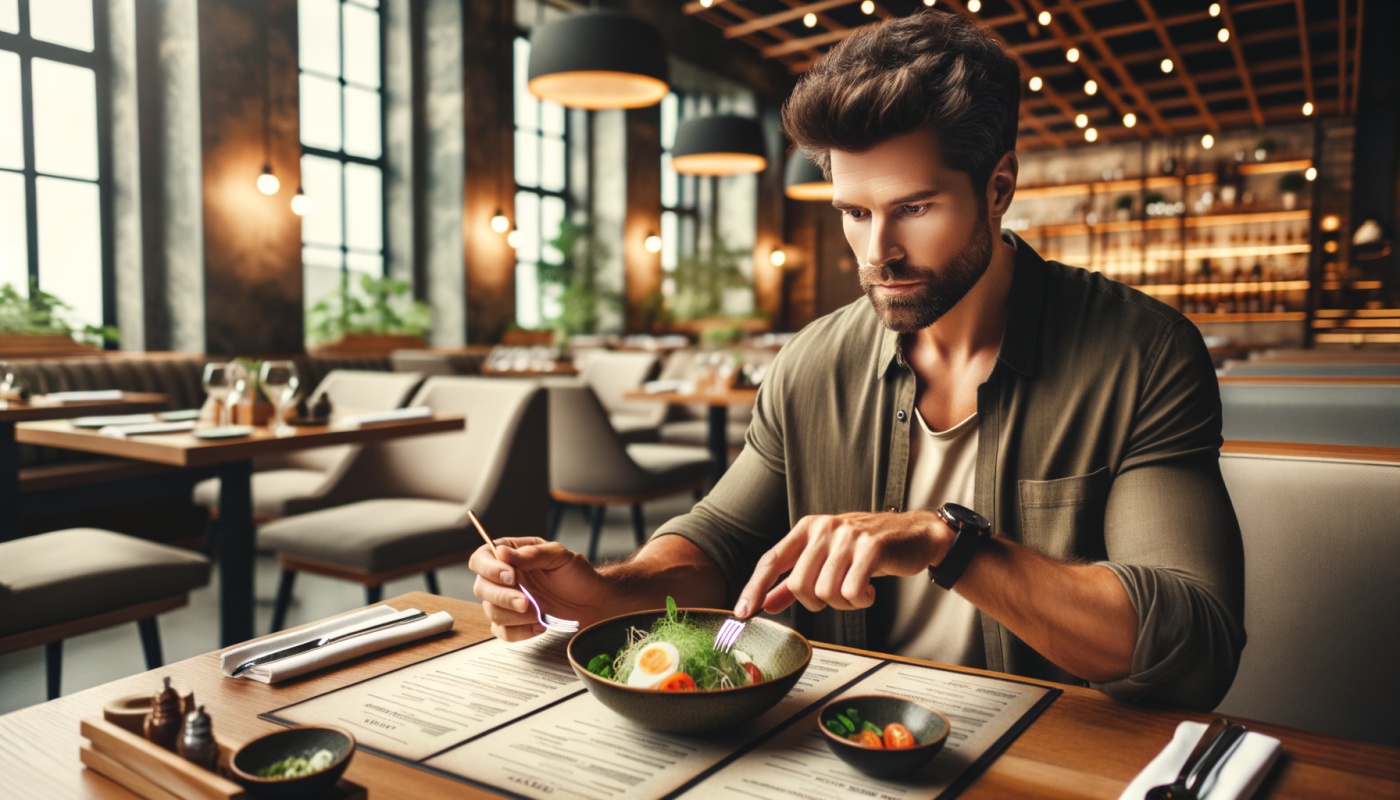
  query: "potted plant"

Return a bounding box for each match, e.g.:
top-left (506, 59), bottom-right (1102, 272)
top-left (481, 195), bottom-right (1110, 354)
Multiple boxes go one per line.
top-left (1113, 194), bottom-right (1135, 222)
top-left (536, 219), bottom-right (621, 347)
top-left (306, 273), bottom-right (431, 355)
top-left (0, 279), bottom-right (119, 357)
top-left (670, 233), bottom-right (754, 332)
top-left (1278, 173), bottom-right (1307, 210)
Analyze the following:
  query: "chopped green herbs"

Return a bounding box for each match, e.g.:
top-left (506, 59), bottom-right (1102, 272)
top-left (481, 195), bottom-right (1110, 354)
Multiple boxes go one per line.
top-left (255, 748), bottom-right (335, 779)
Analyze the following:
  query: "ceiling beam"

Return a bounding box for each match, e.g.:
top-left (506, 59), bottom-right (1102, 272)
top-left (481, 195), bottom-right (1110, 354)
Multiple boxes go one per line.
top-left (722, 0), bottom-right (851, 39)
top-left (1338, 0), bottom-right (1348, 115)
top-left (1217, 1), bottom-right (1264, 127)
top-left (1294, 0), bottom-right (1315, 112)
top-left (1133, 0), bottom-right (1219, 134)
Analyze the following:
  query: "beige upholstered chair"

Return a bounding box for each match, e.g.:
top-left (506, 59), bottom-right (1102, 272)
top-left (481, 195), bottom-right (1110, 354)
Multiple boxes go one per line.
top-left (192, 370), bottom-right (424, 520)
top-left (0, 529), bottom-right (209, 699)
top-left (547, 382), bottom-right (712, 562)
top-left (579, 350), bottom-right (663, 442)
top-left (258, 377), bottom-right (549, 630)
top-left (1216, 444), bottom-right (1400, 747)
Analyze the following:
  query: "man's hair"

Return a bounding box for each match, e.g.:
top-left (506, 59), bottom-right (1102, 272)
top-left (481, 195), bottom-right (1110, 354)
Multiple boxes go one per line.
top-left (782, 11), bottom-right (1021, 192)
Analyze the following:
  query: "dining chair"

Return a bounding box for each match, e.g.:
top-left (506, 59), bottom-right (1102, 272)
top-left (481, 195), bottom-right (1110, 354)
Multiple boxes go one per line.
top-left (0, 528), bottom-right (210, 700)
top-left (546, 382), bottom-right (713, 562)
top-left (578, 350), bottom-right (664, 442)
top-left (257, 377), bottom-right (549, 631)
top-left (655, 348), bottom-right (758, 451)
top-left (191, 370), bottom-right (425, 521)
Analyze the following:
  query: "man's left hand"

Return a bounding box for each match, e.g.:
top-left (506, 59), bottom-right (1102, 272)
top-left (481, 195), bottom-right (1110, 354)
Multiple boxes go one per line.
top-left (734, 510), bottom-right (953, 618)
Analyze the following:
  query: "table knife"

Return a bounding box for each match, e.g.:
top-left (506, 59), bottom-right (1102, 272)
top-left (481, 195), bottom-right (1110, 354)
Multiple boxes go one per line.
top-left (230, 610), bottom-right (429, 678)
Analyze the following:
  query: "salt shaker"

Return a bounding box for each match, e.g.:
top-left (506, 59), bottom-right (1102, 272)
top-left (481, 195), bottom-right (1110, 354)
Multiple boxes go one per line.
top-left (143, 677), bottom-right (181, 751)
top-left (177, 704), bottom-right (219, 771)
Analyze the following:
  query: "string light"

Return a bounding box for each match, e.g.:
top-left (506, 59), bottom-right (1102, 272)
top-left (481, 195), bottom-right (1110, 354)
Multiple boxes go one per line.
top-left (700, 0), bottom-right (713, 7)
top-left (490, 209), bottom-right (510, 234)
top-left (1305, 167), bottom-right (1318, 181)
top-left (1321, 214), bottom-right (1340, 232)
top-left (770, 249), bottom-right (788, 267)
top-left (1209, 3), bottom-right (1221, 17)
top-left (1123, 113), bottom-right (1137, 128)
top-left (256, 165), bottom-right (279, 196)
top-left (860, 0), bottom-right (875, 14)
top-left (1075, 113), bottom-right (1088, 128)
top-left (1084, 127), bottom-right (1098, 142)
top-left (1066, 47), bottom-right (1080, 63)
top-left (803, 12), bottom-right (817, 27)
top-left (967, 0), bottom-right (981, 12)
top-left (644, 232), bottom-right (662, 254)
top-left (1201, 133), bottom-right (1215, 149)
top-left (506, 228), bottom-right (520, 249)
top-left (1084, 80), bottom-right (1098, 96)
top-left (1217, 28), bottom-right (1230, 43)
top-left (1302, 101), bottom-right (1314, 116)
top-left (1160, 58), bottom-right (1174, 73)
top-left (1037, 10), bottom-right (1051, 26)
top-left (1028, 76), bottom-right (1043, 92)
top-left (923, 0), bottom-right (936, 6)
top-left (290, 186), bottom-right (310, 216)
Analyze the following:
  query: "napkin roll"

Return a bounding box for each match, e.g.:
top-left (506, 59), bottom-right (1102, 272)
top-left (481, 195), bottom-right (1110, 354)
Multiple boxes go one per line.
top-left (98, 420), bottom-right (197, 438)
top-left (339, 405), bottom-right (433, 428)
top-left (1117, 721), bottom-right (1282, 800)
top-left (33, 389), bottom-right (125, 405)
top-left (642, 379), bottom-right (692, 394)
top-left (220, 606), bottom-right (455, 684)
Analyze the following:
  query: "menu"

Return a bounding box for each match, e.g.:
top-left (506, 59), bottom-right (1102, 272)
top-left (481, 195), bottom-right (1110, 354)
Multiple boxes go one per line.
top-left (267, 632), bottom-right (1058, 799)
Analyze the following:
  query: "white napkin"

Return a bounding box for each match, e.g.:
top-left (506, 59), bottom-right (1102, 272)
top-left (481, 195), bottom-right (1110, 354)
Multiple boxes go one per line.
top-left (643, 379), bottom-right (693, 394)
top-left (220, 606), bottom-right (454, 684)
top-left (98, 420), bottom-right (197, 438)
top-left (72, 413), bottom-right (161, 428)
top-left (31, 390), bottom-right (124, 405)
top-left (1118, 721), bottom-right (1282, 800)
top-left (337, 405), bottom-right (433, 428)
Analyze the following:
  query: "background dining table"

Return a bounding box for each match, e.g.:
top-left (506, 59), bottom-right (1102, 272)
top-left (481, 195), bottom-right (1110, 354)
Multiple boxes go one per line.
top-left (625, 386), bottom-right (759, 484)
top-left (15, 415), bottom-right (464, 647)
top-left (1, 592), bottom-right (1395, 799)
top-left (0, 392), bottom-right (169, 542)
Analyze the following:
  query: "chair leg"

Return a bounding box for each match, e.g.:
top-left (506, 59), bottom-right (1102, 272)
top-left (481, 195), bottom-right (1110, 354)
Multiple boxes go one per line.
top-left (631, 504), bottom-right (646, 548)
top-left (587, 505), bottom-right (606, 563)
top-left (137, 618), bottom-right (163, 669)
top-left (425, 571), bottom-right (440, 595)
top-left (44, 641), bottom-right (62, 701)
top-left (365, 585), bottom-right (383, 604)
top-left (548, 501), bottom-right (566, 539)
top-left (270, 569), bottom-right (297, 633)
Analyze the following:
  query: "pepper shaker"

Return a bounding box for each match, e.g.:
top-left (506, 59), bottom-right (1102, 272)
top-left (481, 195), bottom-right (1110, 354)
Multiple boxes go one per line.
top-left (177, 704), bottom-right (219, 771)
top-left (143, 677), bottom-right (181, 751)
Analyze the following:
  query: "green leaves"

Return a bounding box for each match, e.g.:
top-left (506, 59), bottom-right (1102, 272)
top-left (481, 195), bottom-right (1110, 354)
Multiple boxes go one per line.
top-left (305, 272), bottom-right (432, 345)
top-left (0, 279), bottom-right (119, 346)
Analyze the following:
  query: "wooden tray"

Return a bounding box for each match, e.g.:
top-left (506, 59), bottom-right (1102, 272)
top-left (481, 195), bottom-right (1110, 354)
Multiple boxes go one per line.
top-left (80, 718), bottom-right (365, 799)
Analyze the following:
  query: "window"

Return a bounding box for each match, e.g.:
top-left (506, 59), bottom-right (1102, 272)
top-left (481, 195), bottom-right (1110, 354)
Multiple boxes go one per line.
top-left (659, 92), bottom-right (702, 300)
top-left (298, 0), bottom-right (384, 313)
top-left (0, 0), bottom-right (109, 331)
top-left (512, 33), bottom-right (569, 330)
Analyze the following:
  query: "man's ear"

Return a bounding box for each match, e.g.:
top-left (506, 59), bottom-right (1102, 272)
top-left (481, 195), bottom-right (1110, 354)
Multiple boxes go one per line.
top-left (985, 151), bottom-right (1019, 219)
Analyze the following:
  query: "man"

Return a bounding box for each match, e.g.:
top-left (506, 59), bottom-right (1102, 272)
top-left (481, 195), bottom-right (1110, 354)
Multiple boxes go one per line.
top-left (470, 11), bottom-right (1244, 710)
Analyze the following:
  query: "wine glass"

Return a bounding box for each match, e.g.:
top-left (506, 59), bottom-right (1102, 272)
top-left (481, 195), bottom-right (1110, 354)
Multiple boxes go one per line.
top-left (260, 360), bottom-right (300, 436)
top-left (202, 362), bottom-right (234, 427)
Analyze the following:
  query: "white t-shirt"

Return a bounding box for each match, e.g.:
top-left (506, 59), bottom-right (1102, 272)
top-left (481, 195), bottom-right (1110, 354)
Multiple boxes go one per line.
top-left (881, 408), bottom-right (985, 668)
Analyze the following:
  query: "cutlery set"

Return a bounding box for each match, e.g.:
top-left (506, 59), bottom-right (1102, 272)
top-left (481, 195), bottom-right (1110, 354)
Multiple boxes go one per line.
top-left (230, 610), bottom-right (430, 678)
top-left (1145, 718), bottom-right (1250, 800)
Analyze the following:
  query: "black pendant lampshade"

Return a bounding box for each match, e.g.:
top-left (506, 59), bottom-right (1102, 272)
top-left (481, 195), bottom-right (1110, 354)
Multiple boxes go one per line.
top-left (784, 149), bottom-right (833, 201)
top-left (671, 115), bottom-right (767, 176)
top-left (527, 11), bottom-right (669, 110)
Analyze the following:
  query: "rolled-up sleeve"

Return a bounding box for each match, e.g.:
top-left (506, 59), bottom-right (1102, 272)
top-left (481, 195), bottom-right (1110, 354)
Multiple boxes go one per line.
top-left (1093, 320), bottom-right (1246, 710)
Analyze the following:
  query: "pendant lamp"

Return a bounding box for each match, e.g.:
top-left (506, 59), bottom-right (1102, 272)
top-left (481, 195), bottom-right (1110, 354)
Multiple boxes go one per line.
top-left (528, 11), bottom-right (669, 110)
top-left (784, 149), bottom-right (833, 201)
top-left (671, 115), bottom-right (767, 176)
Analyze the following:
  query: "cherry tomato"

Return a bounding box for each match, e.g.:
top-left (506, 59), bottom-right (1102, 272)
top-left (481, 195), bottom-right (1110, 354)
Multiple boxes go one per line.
top-left (884, 722), bottom-right (916, 749)
top-left (742, 662), bottom-right (763, 685)
top-left (849, 730), bottom-right (884, 748)
top-left (657, 672), bottom-right (697, 692)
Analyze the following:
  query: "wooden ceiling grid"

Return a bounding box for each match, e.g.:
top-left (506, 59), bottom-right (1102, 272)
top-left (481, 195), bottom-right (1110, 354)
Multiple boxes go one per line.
top-left (684, 0), bottom-right (1362, 150)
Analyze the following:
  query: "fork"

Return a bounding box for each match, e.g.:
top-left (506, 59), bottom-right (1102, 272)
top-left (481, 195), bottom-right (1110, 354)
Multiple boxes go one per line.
top-left (713, 617), bottom-right (747, 653)
top-left (466, 509), bottom-right (579, 634)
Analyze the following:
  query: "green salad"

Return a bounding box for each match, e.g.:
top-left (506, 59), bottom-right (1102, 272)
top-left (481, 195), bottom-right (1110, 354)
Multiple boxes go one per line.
top-left (586, 598), bottom-right (764, 691)
top-left (256, 748), bottom-right (336, 779)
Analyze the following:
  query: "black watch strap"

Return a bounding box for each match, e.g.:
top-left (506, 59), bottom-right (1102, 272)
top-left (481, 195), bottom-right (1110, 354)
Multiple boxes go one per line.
top-left (929, 503), bottom-right (991, 589)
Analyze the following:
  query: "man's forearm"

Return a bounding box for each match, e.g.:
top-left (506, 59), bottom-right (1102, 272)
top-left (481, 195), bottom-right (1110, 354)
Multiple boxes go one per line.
top-left (956, 536), bottom-right (1138, 683)
top-left (597, 533), bottom-right (729, 613)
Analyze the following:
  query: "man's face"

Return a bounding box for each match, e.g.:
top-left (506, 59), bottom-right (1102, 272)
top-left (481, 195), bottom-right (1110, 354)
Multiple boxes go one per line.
top-left (829, 129), bottom-right (994, 333)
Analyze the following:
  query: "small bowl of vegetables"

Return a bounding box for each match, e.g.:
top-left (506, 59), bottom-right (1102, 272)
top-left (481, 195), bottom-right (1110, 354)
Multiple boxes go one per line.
top-left (818, 695), bottom-right (950, 778)
top-left (229, 725), bottom-right (355, 800)
top-left (567, 598), bottom-right (811, 734)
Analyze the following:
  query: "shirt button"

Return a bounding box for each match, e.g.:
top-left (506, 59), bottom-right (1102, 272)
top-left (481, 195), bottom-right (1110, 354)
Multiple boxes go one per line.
top-left (896, 409), bottom-right (908, 422)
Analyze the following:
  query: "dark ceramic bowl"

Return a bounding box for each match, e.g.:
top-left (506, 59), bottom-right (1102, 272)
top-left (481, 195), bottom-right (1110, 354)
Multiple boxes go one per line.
top-left (567, 608), bottom-right (811, 734)
top-left (819, 694), bottom-right (950, 778)
top-left (229, 725), bottom-right (355, 800)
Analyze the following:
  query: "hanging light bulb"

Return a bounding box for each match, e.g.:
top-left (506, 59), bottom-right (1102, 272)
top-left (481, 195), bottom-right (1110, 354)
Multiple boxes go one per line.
top-left (1075, 113), bottom-right (1088, 129)
top-left (290, 186), bottom-right (311, 216)
top-left (1161, 58), bottom-right (1174, 74)
top-left (803, 12), bottom-right (817, 27)
top-left (1084, 127), bottom-right (1098, 143)
top-left (1209, 3), bottom-right (1221, 17)
top-left (1037, 10), bottom-right (1051, 25)
top-left (256, 164), bottom-right (279, 196)
top-left (490, 209), bottom-right (510, 233)
top-left (1066, 47), bottom-right (1080, 63)
top-left (1302, 101), bottom-right (1314, 116)
top-left (1123, 113), bottom-right (1137, 128)
top-left (1201, 133), bottom-right (1215, 149)
top-left (644, 232), bottom-right (662, 253)
top-left (506, 228), bottom-right (521, 249)
top-left (770, 249), bottom-right (787, 268)
top-left (860, 0), bottom-right (875, 14)
top-left (1217, 28), bottom-right (1230, 43)
top-left (967, 0), bottom-right (981, 12)
top-left (1305, 167), bottom-right (1318, 181)
top-left (1028, 76), bottom-right (1043, 92)
top-left (1084, 80), bottom-right (1098, 96)
top-left (923, 0), bottom-right (936, 6)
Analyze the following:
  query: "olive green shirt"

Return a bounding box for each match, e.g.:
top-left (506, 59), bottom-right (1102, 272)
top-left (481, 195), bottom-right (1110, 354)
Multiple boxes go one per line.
top-left (655, 232), bottom-right (1246, 711)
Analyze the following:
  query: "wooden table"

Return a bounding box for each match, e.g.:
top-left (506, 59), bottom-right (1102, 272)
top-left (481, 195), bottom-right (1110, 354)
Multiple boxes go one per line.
top-left (625, 387), bottom-right (759, 484)
top-left (16, 415), bottom-right (464, 647)
top-left (1, 592), bottom-right (1396, 798)
top-left (0, 392), bottom-right (169, 542)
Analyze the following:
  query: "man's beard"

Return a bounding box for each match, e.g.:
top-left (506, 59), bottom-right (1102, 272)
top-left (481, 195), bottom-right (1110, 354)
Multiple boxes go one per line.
top-left (858, 215), bottom-right (995, 334)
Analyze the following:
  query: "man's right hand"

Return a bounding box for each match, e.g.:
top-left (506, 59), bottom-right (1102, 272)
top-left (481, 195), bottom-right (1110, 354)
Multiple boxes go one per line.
top-left (468, 537), bottom-right (610, 642)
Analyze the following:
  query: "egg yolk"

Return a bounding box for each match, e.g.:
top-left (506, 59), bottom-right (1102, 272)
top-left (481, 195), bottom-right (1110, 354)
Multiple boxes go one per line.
top-left (638, 645), bottom-right (673, 675)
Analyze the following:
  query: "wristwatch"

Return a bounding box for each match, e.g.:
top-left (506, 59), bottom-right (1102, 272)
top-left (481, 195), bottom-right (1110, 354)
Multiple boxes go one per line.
top-left (929, 503), bottom-right (992, 589)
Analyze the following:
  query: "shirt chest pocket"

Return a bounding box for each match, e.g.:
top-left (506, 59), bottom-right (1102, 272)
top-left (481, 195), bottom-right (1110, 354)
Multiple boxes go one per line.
top-left (1017, 467), bottom-right (1110, 560)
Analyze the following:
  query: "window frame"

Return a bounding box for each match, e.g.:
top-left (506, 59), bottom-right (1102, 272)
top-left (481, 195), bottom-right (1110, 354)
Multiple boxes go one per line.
top-left (512, 30), bottom-right (571, 329)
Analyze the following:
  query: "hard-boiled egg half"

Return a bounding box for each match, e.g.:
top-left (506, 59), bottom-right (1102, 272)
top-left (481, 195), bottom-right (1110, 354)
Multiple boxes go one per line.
top-left (626, 642), bottom-right (681, 688)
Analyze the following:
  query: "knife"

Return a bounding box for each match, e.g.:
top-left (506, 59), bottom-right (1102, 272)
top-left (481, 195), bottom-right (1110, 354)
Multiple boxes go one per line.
top-left (230, 610), bottom-right (429, 678)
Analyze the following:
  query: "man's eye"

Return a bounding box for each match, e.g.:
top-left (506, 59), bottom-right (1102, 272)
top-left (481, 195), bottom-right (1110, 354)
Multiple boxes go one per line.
top-left (901, 204), bottom-right (928, 215)
top-left (842, 208), bottom-right (869, 220)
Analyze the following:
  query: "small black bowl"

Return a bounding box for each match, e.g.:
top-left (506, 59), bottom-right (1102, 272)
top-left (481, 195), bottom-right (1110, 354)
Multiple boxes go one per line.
top-left (229, 725), bottom-right (355, 800)
top-left (818, 694), bottom-right (950, 778)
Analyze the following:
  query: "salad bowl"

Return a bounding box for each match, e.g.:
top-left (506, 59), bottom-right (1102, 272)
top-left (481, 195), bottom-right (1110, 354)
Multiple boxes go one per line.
top-left (567, 607), bottom-right (811, 734)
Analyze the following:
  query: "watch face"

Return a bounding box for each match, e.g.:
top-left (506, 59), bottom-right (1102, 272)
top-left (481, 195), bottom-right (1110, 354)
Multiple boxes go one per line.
top-left (939, 503), bottom-right (990, 533)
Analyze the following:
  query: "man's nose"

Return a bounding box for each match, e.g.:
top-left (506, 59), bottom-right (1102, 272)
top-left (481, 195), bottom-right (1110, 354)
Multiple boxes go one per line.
top-left (865, 218), bottom-right (904, 268)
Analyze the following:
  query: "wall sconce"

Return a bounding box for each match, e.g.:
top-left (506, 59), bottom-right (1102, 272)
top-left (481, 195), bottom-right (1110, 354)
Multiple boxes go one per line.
top-left (769, 248), bottom-right (787, 268)
top-left (290, 186), bottom-right (310, 216)
top-left (644, 232), bottom-right (662, 254)
top-left (490, 209), bottom-right (510, 234)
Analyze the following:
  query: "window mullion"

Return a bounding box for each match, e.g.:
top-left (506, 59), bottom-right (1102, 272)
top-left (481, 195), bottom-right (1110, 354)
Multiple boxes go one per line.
top-left (18, 45), bottom-right (36, 289)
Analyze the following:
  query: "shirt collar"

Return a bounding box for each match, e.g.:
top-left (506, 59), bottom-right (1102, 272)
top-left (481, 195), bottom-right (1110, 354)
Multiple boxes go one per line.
top-left (876, 230), bottom-right (1046, 379)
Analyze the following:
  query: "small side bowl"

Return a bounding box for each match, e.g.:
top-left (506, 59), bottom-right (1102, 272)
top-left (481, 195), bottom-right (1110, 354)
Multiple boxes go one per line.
top-left (229, 725), bottom-right (355, 800)
top-left (818, 695), bottom-right (950, 779)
